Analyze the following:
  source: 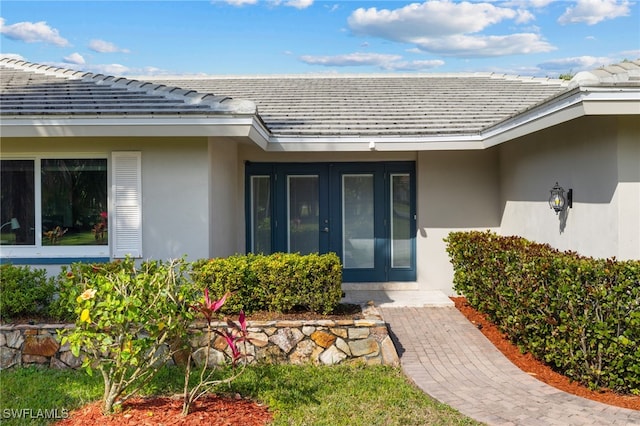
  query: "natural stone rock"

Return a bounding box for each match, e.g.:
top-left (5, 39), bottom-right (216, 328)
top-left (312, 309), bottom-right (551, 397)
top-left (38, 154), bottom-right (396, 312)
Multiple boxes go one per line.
top-left (335, 337), bottom-right (351, 356)
top-left (192, 348), bottom-right (225, 368)
top-left (256, 345), bottom-right (286, 364)
top-left (0, 347), bottom-right (20, 369)
top-left (365, 356), bottom-right (382, 365)
top-left (60, 350), bottom-right (84, 369)
top-left (380, 335), bottom-right (399, 366)
top-left (319, 345), bottom-right (347, 365)
top-left (0, 333), bottom-right (6, 346)
top-left (269, 328), bottom-right (304, 354)
top-left (247, 332), bottom-right (269, 347)
top-left (170, 338), bottom-right (192, 368)
top-left (6, 331), bottom-right (24, 349)
top-left (213, 335), bottom-right (228, 352)
top-left (370, 326), bottom-right (389, 343)
top-left (289, 340), bottom-right (316, 365)
top-left (50, 357), bottom-right (69, 370)
top-left (349, 338), bottom-right (379, 357)
top-left (301, 326), bottom-right (315, 336)
top-left (310, 330), bottom-right (336, 348)
top-left (348, 328), bottom-right (370, 340)
top-left (330, 328), bottom-right (348, 338)
top-left (23, 335), bottom-right (60, 357)
top-left (22, 354), bottom-right (48, 364)
top-left (310, 345), bottom-right (324, 364)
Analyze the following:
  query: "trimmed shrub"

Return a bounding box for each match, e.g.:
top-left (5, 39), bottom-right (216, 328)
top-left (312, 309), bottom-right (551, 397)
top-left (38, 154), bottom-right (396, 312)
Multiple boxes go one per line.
top-left (0, 264), bottom-right (55, 321)
top-left (445, 231), bottom-right (640, 394)
top-left (191, 252), bottom-right (343, 315)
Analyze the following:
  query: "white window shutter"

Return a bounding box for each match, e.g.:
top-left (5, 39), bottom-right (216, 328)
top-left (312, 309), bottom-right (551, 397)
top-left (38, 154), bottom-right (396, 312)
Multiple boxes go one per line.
top-left (112, 152), bottom-right (142, 258)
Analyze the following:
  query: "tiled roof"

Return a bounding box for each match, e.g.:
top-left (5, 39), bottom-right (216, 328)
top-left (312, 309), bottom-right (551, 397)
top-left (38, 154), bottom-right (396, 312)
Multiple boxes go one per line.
top-left (0, 59), bottom-right (256, 117)
top-left (147, 74), bottom-right (568, 137)
top-left (2, 58), bottom-right (638, 140)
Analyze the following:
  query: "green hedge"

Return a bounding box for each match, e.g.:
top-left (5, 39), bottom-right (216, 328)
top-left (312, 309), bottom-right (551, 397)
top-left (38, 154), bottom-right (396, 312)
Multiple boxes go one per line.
top-left (191, 252), bottom-right (343, 315)
top-left (445, 231), bottom-right (640, 395)
top-left (0, 264), bottom-right (56, 321)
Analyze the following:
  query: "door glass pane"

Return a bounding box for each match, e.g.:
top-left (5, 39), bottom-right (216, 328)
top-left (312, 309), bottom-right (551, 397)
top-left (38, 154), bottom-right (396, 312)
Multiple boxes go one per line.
top-left (41, 159), bottom-right (107, 246)
top-left (288, 175), bottom-right (318, 254)
top-left (391, 174), bottom-right (411, 268)
top-left (251, 176), bottom-right (271, 254)
top-left (342, 174), bottom-right (374, 269)
top-left (1, 160), bottom-right (35, 245)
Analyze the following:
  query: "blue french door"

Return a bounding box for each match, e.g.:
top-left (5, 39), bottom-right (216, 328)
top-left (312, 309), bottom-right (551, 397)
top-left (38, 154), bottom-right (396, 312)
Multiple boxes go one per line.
top-left (246, 162), bottom-right (415, 282)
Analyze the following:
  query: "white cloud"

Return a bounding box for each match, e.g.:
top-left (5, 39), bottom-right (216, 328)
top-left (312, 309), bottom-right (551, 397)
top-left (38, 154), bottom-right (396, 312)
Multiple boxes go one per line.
top-left (383, 59), bottom-right (445, 71)
top-left (299, 52), bottom-right (444, 71)
top-left (537, 55), bottom-right (613, 72)
top-left (63, 52), bottom-right (85, 65)
top-left (300, 52), bottom-right (403, 66)
top-left (0, 18), bottom-right (69, 46)
top-left (503, 0), bottom-right (556, 7)
top-left (89, 39), bottom-right (130, 54)
top-left (349, 2), bottom-right (518, 39)
top-left (413, 33), bottom-right (555, 57)
top-left (558, 0), bottom-right (631, 25)
top-left (347, 1), bottom-right (554, 57)
top-left (223, 0), bottom-right (258, 6)
top-left (284, 0), bottom-right (313, 9)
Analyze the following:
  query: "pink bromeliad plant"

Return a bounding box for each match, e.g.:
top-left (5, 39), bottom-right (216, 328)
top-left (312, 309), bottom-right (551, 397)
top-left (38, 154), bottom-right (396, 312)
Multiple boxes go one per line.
top-left (182, 288), bottom-right (259, 416)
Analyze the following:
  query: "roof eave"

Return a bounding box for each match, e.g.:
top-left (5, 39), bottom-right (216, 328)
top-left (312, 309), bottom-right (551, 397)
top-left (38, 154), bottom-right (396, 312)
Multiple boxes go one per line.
top-left (0, 116), bottom-right (256, 138)
top-left (263, 135), bottom-right (484, 152)
top-left (481, 87), bottom-right (640, 149)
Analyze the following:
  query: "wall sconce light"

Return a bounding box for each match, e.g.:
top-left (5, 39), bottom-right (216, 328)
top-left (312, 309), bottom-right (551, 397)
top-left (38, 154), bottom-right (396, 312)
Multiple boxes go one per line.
top-left (549, 183), bottom-right (572, 214)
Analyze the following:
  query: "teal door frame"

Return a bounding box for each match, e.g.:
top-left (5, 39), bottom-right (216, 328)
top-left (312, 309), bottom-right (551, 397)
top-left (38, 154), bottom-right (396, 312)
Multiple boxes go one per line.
top-left (245, 161), bottom-right (416, 282)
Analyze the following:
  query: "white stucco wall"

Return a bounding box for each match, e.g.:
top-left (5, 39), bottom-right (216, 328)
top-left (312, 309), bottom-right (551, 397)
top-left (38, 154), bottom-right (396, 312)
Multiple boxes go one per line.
top-left (498, 116), bottom-right (640, 260)
top-left (208, 138), bottom-right (241, 258)
top-left (416, 150), bottom-right (501, 294)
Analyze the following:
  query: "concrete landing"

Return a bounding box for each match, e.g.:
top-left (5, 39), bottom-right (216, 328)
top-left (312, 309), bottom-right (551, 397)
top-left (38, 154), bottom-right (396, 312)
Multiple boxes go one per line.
top-left (342, 289), bottom-right (454, 307)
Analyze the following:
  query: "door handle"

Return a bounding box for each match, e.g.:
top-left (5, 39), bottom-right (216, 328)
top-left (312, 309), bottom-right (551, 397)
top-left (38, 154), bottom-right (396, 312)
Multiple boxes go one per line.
top-left (322, 227), bottom-right (329, 233)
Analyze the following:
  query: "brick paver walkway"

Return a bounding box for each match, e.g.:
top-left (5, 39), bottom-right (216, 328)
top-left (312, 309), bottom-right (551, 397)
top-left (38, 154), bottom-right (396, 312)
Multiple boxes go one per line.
top-left (380, 306), bottom-right (640, 426)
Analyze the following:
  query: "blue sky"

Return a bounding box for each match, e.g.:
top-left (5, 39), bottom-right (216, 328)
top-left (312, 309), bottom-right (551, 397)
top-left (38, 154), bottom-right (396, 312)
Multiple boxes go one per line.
top-left (1, 0), bottom-right (638, 77)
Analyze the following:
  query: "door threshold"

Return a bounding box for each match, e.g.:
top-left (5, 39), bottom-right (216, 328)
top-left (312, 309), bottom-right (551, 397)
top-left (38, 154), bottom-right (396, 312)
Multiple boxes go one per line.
top-left (342, 282), bottom-right (419, 291)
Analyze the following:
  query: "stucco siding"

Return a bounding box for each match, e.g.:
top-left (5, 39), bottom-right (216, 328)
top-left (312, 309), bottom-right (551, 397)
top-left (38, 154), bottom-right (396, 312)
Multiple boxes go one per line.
top-left (498, 116), bottom-right (639, 260)
top-left (417, 150), bottom-right (501, 294)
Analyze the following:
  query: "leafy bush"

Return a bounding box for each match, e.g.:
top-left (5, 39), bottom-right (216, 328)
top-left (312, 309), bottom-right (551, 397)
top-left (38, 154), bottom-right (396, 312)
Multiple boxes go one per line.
top-left (57, 258), bottom-right (199, 414)
top-left (191, 252), bottom-right (343, 315)
top-left (0, 264), bottom-right (55, 321)
top-left (445, 231), bottom-right (640, 394)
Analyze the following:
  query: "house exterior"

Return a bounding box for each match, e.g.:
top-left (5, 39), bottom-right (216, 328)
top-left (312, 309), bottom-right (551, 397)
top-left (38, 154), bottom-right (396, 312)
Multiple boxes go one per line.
top-left (1, 58), bottom-right (638, 295)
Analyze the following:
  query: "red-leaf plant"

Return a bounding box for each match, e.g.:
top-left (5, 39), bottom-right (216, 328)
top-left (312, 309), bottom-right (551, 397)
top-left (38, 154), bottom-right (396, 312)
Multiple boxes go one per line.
top-left (182, 289), bottom-right (258, 416)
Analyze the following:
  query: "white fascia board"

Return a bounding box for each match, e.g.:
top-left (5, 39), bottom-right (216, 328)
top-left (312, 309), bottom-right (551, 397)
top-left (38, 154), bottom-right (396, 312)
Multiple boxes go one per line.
top-left (247, 117), bottom-right (271, 150)
top-left (264, 135), bottom-right (484, 152)
top-left (482, 88), bottom-right (640, 149)
top-left (580, 89), bottom-right (640, 115)
top-left (0, 117), bottom-right (255, 138)
top-left (481, 89), bottom-right (587, 149)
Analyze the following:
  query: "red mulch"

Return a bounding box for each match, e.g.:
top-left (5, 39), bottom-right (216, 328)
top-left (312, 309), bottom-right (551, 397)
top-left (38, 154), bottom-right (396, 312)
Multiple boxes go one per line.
top-left (451, 296), bottom-right (640, 411)
top-left (56, 394), bottom-right (273, 426)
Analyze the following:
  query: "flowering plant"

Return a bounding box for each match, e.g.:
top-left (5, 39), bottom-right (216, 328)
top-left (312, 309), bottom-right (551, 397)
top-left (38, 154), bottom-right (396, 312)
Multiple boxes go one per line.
top-left (182, 289), bottom-right (261, 415)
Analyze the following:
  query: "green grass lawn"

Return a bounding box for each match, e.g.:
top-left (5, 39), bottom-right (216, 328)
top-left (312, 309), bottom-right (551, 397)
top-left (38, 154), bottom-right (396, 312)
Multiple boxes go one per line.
top-left (0, 364), bottom-right (481, 426)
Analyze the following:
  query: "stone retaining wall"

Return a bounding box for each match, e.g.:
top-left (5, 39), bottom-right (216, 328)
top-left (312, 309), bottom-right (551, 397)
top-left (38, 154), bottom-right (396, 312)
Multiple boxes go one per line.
top-left (0, 306), bottom-right (399, 369)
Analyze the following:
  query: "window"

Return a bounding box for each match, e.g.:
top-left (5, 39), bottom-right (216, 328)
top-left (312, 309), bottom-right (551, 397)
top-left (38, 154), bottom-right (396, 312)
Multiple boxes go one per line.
top-left (1, 157), bottom-right (108, 251)
top-left (41, 159), bottom-right (108, 246)
top-left (1, 153), bottom-right (142, 262)
top-left (0, 160), bottom-right (35, 246)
